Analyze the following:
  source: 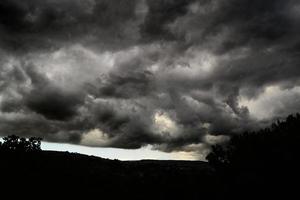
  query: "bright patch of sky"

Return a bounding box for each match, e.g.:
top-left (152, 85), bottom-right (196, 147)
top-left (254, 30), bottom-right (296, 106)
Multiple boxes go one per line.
top-left (41, 142), bottom-right (200, 161)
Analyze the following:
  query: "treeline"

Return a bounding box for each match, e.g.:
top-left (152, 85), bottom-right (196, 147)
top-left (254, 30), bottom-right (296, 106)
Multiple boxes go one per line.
top-left (0, 135), bottom-right (42, 152)
top-left (206, 113), bottom-right (300, 198)
top-left (207, 113), bottom-right (300, 169)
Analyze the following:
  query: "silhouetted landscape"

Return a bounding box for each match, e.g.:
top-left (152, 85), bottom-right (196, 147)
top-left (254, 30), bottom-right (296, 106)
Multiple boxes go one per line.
top-left (1, 0), bottom-right (300, 199)
top-left (1, 114), bottom-right (300, 199)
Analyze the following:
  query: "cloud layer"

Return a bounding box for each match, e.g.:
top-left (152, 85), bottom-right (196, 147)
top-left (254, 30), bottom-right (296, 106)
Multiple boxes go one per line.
top-left (0, 0), bottom-right (300, 157)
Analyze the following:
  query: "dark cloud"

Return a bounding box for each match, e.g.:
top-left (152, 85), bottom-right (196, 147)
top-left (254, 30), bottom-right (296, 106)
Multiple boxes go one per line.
top-left (140, 0), bottom-right (194, 41)
top-left (0, 0), bottom-right (139, 52)
top-left (0, 0), bottom-right (300, 157)
top-left (25, 87), bottom-right (83, 121)
top-left (97, 70), bottom-right (155, 99)
top-left (21, 63), bottom-right (85, 121)
top-left (172, 0), bottom-right (300, 54)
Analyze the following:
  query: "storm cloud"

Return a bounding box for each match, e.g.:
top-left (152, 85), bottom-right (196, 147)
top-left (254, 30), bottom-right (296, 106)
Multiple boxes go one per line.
top-left (0, 0), bottom-right (300, 158)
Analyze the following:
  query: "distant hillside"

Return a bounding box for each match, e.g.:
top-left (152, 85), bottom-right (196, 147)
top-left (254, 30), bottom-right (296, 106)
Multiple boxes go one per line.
top-left (0, 150), bottom-right (219, 199)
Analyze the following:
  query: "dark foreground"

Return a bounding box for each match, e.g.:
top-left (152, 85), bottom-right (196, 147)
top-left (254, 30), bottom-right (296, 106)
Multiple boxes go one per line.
top-left (0, 151), bottom-right (219, 199)
top-left (0, 149), bottom-right (299, 199)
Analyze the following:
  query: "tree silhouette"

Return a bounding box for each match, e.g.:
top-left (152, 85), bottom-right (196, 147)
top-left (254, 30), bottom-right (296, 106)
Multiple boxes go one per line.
top-left (207, 113), bottom-right (300, 170)
top-left (0, 135), bottom-right (42, 152)
top-left (206, 113), bottom-right (300, 197)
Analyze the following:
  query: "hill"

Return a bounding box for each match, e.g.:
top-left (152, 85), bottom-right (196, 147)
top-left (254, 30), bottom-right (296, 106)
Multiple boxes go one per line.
top-left (0, 150), bottom-right (219, 199)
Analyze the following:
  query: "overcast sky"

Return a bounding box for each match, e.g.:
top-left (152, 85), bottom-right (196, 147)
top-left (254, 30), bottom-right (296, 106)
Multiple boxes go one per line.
top-left (0, 0), bottom-right (299, 160)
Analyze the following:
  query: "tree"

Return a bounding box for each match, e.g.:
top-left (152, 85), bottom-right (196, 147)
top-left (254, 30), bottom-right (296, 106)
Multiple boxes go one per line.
top-left (1, 135), bottom-right (42, 152)
top-left (29, 137), bottom-right (42, 151)
top-left (206, 113), bottom-right (300, 170)
top-left (206, 114), bottom-right (300, 198)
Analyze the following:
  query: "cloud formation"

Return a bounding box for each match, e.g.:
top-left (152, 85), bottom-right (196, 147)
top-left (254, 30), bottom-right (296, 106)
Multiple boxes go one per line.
top-left (0, 0), bottom-right (300, 158)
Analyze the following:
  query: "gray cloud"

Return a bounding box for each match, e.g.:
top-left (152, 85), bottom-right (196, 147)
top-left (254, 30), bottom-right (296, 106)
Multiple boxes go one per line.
top-left (0, 0), bottom-right (300, 156)
top-left (140, 0), bottom-right (194, 42)
top-left (0, 0), bottom-right (139, 52)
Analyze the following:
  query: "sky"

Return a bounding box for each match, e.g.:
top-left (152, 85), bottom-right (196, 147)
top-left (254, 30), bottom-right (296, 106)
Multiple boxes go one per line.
top-left (41, 142), bottom-right (200, 160)
top-left (0, 0), bottom-right (300, 160)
